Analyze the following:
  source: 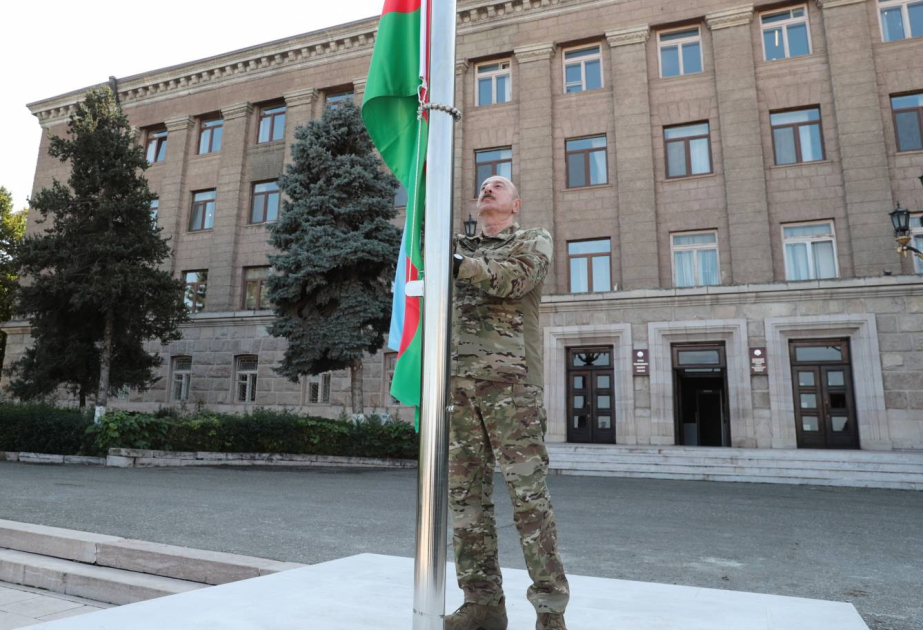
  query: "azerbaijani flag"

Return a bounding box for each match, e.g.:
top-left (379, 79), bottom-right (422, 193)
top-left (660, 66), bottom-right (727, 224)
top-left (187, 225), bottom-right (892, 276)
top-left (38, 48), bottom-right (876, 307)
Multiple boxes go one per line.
top-left (362, 0), bottom-right (430, 427)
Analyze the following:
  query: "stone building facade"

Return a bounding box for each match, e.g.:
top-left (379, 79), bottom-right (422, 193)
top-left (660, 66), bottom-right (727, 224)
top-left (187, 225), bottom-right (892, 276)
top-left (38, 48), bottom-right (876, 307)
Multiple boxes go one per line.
top-left (6, 0), bottom-right (923, 451)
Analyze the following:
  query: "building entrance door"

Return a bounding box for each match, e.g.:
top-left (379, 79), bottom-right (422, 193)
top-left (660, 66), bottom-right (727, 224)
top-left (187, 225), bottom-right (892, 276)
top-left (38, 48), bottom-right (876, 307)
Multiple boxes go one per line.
top-left (789, 339), bottom-right (859, 449)
top-left (566, 347), bottom-right (616, 444)
top-left (672, 344), bottom-right (730, 447)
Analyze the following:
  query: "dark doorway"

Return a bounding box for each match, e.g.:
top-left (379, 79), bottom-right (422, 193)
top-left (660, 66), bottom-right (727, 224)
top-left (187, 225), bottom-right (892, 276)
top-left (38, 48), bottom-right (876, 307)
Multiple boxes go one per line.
top-left (566, 347), bottom-right (616, 444)
top-left (789, 339), bottom-right (859, 449)
top-left (673, 344), bottom-right (730, 447)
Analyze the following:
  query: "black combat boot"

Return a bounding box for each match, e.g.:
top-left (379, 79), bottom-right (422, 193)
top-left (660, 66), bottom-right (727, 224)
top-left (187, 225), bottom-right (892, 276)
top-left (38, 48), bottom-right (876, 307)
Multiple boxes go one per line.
top-left (444, 597), bottom-right (508, 630)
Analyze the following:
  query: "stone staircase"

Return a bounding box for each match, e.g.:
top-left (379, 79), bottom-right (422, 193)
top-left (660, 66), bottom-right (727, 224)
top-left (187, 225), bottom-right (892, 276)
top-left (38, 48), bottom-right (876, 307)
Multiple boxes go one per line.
top-left (0, 520), bottom-right (303, 605)
top-left (546, 444), bottom-right (923, 490)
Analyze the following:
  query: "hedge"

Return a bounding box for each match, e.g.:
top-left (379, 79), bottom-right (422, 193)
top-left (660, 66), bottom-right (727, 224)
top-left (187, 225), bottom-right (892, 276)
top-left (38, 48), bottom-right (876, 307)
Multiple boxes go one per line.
top-left (0, 404), bottom-right (418, 460)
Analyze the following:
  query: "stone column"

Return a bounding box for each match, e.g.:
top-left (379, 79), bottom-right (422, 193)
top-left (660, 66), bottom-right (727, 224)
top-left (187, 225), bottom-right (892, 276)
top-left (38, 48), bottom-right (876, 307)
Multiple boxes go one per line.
top-left (513, 43), bottom-right (556, 235)
top-left (207, 102), bottom-right (252, 311)
top-left (453, 60), bottom-right (468, 234)
top-left (607, 25), bottom-right (660, 290)
top-left (817, 0), bottom-right (896, 276)
top-left (352, 77), bottom-right (367, 107)
top-left (160, 115), bottom-right (196, 275)
top-left (283, 88), bottom-right (318, 166)
top-left (706, 5), bottom-right (773, 283)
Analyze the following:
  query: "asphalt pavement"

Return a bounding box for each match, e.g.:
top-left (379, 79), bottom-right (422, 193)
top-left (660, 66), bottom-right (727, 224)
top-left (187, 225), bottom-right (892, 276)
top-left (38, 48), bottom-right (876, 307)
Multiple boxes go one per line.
top-left (0, 461), bottom-right (919, 630)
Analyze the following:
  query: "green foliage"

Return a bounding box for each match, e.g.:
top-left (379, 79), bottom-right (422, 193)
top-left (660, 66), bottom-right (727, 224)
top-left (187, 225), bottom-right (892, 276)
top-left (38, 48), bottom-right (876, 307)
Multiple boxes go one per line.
top-left (0, 187), bottom-right (27, 369)
top-left (0, 403), bottom-right (93, 454)
top-left (267, 101), bottom-right (401, 383)
top-left (7, 88), bottom-right (188, 405)
top-left (0, 403), bottom-right (418, 460)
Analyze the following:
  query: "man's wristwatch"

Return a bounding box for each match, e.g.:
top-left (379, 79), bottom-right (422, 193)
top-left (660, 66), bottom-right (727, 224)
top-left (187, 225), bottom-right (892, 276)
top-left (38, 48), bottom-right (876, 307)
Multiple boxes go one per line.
top-left (453, 254), bottom-right (464, 278)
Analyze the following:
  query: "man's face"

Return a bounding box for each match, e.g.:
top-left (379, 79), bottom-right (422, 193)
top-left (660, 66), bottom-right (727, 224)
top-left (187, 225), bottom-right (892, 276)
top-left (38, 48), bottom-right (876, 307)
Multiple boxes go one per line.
top-left (477, 176), bottom-right (520, 225)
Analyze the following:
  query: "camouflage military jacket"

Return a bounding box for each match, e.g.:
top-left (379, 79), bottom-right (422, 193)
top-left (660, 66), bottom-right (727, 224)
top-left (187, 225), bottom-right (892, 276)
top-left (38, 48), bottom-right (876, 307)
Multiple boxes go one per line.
top-left (451, 223), bottom-right (553, 387)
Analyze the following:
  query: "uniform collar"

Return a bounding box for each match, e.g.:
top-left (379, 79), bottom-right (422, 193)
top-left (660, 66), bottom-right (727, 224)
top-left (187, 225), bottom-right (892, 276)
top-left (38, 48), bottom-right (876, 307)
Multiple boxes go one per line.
top-left (475, 223), bottom-right (519, 242)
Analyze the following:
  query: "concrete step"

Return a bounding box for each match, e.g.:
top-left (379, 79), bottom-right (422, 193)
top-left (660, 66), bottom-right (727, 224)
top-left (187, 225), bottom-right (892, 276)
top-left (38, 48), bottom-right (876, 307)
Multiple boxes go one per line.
top-left (0, 519), bottom-right (304, 585)
top-left (0, 548), bottom-right (205, 606)
top-left (545, 445), bottom-right (923, 489)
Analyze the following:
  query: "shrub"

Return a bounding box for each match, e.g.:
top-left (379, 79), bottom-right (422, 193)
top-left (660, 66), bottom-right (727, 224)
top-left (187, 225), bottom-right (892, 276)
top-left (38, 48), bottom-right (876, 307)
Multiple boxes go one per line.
top-left (0, 404), bottom-right (418, 460)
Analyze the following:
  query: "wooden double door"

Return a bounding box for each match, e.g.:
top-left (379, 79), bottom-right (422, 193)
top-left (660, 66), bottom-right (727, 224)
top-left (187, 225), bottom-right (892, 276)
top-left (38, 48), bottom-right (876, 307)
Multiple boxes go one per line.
top-left (567, 347), bottom-right (616, 444)
top-left (790, 339), bottom-right (859, 449)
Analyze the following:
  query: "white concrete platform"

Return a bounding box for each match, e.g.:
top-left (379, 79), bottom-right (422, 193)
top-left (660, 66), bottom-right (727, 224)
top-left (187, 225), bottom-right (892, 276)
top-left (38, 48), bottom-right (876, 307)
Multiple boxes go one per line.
top-left (27, 553), bottom-right (869, 630)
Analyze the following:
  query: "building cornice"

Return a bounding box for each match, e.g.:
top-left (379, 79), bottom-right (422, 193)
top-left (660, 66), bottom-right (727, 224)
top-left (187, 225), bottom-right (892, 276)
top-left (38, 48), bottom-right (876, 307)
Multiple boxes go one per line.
top-left (606, 25), bottom-right (650, 48)
top-left (541, 276), bottom-right (923, 312)
top-left (706, 4), bottom-right (755, 30)
top-left (815, 0), bottom-right (866, 8)
top-left (514, 42), bottom-right (556, 63)
top-left (220, 102), bottom-right (253, 120)
top-left (283, 88), bottom-right (318, 109)
top-left (164, 115), bottom-right (195, 131)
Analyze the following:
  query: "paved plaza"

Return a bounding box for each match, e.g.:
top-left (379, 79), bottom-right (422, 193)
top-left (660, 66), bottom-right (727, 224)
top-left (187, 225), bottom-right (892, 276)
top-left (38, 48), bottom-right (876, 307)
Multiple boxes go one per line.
top-left (0, 461), bottom-right (919, 630)
top-left (0, 583), bottom-right (107, 628)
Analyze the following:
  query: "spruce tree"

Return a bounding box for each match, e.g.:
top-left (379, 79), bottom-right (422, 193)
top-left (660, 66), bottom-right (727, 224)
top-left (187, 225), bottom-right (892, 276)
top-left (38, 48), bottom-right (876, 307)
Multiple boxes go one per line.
top-left (267, 101), bottom-right (401, 415)
top-left (0, 187), bottom-right (27, 370)
top-left (8, 88), bottom-right (188, 417)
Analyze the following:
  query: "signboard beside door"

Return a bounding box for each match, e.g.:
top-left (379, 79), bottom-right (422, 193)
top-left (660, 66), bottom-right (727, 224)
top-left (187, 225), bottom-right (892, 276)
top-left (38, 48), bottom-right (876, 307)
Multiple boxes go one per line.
top-left (632, 349), bottom-right (649, 376)
top-left (750, 347), bottom-right (767, 375)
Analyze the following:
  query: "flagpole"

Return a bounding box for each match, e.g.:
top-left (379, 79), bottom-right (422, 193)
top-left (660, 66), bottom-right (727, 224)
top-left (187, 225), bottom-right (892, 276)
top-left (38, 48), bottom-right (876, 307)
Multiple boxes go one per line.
top-left (413, 0), bottom-right (458, 627)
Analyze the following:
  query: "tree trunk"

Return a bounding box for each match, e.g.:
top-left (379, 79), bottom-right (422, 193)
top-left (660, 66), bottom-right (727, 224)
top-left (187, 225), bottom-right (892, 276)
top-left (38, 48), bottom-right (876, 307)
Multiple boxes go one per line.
top-left (94, 310), bottom-right (115, 423)
top-left (350, 359), bottom-right (365, 416)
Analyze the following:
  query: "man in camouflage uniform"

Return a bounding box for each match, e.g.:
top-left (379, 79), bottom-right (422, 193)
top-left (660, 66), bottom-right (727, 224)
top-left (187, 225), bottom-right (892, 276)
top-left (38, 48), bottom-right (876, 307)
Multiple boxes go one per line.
top-left (447, 175), bottom-right (569, 630)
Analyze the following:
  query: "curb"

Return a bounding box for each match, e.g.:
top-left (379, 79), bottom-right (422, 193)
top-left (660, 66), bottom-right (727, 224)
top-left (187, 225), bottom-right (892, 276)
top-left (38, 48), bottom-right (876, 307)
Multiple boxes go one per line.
top-left (1, 449), bottom-right (417, 470)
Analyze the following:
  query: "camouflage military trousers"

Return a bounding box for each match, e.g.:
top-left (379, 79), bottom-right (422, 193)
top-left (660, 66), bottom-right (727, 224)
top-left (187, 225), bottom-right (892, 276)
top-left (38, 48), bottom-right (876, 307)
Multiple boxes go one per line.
top-left (449, 377), bottom-right (569, 614)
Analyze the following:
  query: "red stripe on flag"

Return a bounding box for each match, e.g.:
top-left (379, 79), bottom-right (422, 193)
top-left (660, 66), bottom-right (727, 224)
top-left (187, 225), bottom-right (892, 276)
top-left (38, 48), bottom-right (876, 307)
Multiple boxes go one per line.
top-left (381, 0), bottom-right (421, 15)
top-left (398, 259), bottom-right (420, 356)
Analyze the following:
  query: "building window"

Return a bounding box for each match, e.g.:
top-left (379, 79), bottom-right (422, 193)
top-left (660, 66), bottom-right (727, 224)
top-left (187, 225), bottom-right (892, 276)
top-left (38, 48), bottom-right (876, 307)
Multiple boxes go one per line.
top-left (150, 199), bottom-right (159, 226)
top-left (664, 122), bottom-right (712, 178)
top-left (879, 0), bottom-right (923, 42)
top-left (771, 107), bottom-right (824, 165)
top-left (672, 231), bottom-right (720, 287)
top-left (189, 190), bottom-right (216, 231)
top-left (250, 180), bottom-right (281, 224)
top-left (258, 105), bottom-right (286, 143)
top-left (235, 356), bottom-right (259, 403)
top-left (182, 270), bottom-right (208, 313)
top-left (171, 356), bottom-right (192, 402)
top-left (912, 214), bottom-right (923, 273)
top-left (477, 61), bottom-right (511, 106)
top-left (475, 148), bottom-right (513, 194)
top-left (658, 27), bottom-right (703, 78)
top-left (568, 239), bottom-right (611, 293)
top-left (761, 6), bottom-right (811, 61)
top-left (384, 353), bottom-right (399, 404)
top-left (307, 373), bottom-right (331, 404)
top-left (783, 222), bottom-right (838, 281)
top-left (326, 92), bottom-right (354, 108)
top-left (243, 267), bottom-right (270, 310)
top-left (198, 118), bottom-right (223, 154)
top-left (563, 45), bottom-right (603, 93)
top-left (394, 182), bottom-right (408, 210)
top-left (145, 130), bottom-right (167, 163)
top-left (565, 136), bottom-right (608, 188)
top-left (892, 93), bottom-right (923, 152)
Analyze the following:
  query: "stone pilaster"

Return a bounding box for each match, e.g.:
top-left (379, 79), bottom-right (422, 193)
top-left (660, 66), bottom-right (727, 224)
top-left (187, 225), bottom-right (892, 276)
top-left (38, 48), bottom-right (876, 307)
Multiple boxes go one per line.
top-left (706, 5), bottom-right (773, 283)
top-left (352, 77), bottom-right (367, 107)
top-left (207, 102), bottom-right (252, 311)
top-left (453, 60), bottom-right (468, 234)
top-left (513, 43), bottom-right (556, 236)
top-left (283, 88), bottom-right (318, 166)
top-left (818, 0), bottom-right (896, 276)
top-left (607, 26), bottom-right (660, 290)
top-left (160, 115), bottom-right (196, 275)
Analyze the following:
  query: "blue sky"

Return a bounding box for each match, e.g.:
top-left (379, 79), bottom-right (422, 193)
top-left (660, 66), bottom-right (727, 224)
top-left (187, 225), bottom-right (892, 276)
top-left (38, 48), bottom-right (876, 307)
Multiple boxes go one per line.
top-left (0, 0), bottom-right (384, 211)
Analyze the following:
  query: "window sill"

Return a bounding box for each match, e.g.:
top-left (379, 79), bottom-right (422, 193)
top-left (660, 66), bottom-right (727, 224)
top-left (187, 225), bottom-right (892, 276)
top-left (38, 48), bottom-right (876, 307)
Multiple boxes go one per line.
top-left (756, 52), bottom-right (822, 68)
top-left (187, 229), bottom-right (214, 234)
top-left (245, 221), bottom-right (275, 227)
top-left (146, 161), bottom-right (165, 168)
top-left (769, 159), bottom-right (832, 170)
top-left (190, 152), bottom-right (221, 161)
top-left (651, 71), bottom-right (712, 85)
top-left (560, 87), bottom-right (607, 97)
top-left (563, 183), bottom-right (613, 192)
top-left (895, 148), bottom-right (923, 157)
top-left (253, 140), bottom-right (285, 149)
top-left (663, 173), bottom-right (717, 183)
top-left (472, 101), bottom-right (517, 111)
